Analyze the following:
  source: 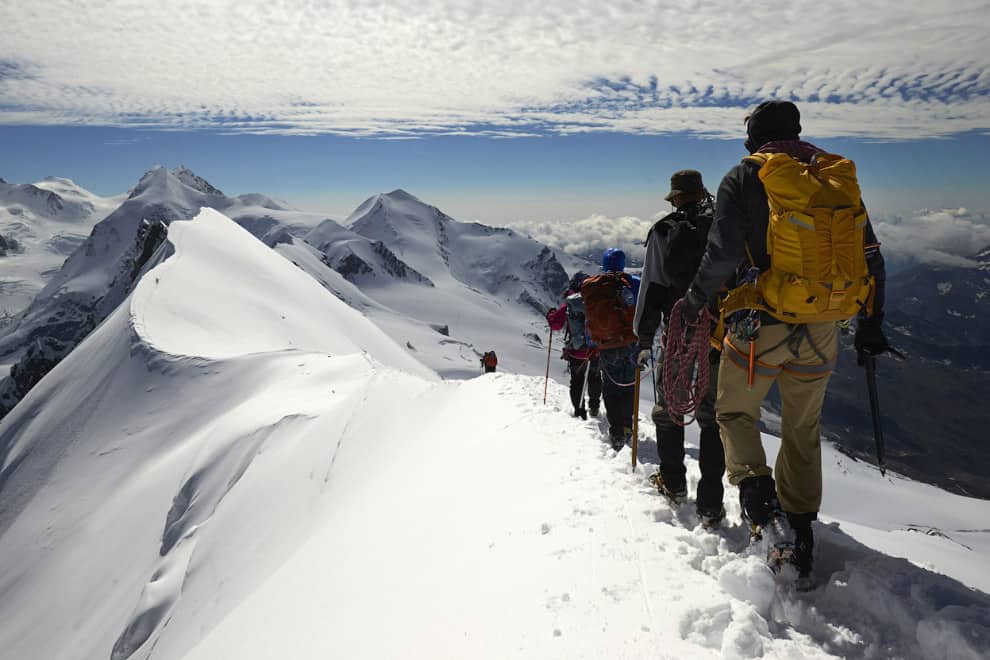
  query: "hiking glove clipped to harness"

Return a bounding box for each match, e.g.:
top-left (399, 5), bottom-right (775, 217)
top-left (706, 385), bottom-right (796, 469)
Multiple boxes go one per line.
top-left (855, 315), bottom-right (890, 366)
top-left (680, 286), bottom-right (708, 323)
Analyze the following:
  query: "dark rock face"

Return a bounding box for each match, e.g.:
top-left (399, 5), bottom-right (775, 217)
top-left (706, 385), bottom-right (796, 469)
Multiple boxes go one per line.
top-left (0, 337), bottom-right (76, 414)
top-left (0, 219), bottom-right (169, 420)
top-left (522, 247), bottom-right (569, 304)
top-left (335, 253), bottom-right (374, 279)
top-left (0, 233), bottom-right (21, 256)
top-left (517, 289), bottom-right (548, 316)
top-left (172, 166), bottom-right (225, 197)
top-left (372, 241), bottom-right (433, 286)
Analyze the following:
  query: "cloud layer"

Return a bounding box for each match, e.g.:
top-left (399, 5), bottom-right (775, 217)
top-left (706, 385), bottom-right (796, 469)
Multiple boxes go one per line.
top-left (504, 213), bottom-right (658, 265)
top-left (873, 208), bottom-right (990, 269)
top-left (1, 1), bottom-right (988, 138)
top-left (506, 207), bottom-right (990, 272)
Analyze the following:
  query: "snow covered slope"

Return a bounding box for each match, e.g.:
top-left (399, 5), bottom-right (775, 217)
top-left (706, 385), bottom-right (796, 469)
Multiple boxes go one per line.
top-left (0, 176), bottom-right (123, 315)
top-left (0, 208), bottom-right (433, 660)
top-left (304, 190), bottom-right (571, 378)
top-left (0, 167), bottom-right (329, 417)
top-left (1, 208), bottom-right (987, 660)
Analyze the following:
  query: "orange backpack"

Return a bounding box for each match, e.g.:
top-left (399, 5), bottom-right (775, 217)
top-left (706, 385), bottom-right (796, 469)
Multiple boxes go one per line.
top-left (580, 273), bottom-right (637, 349)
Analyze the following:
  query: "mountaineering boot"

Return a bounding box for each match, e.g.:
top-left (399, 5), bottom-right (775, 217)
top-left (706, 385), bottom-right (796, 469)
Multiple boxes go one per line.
top-left (574, 407), bottom-right (587, 420)
top-left (589, 403), bottom-right (600, 418)
top-left (609, 430), bottom-right (625, 451)
top-left (738, 474), bottom-right (781, 539)
top-left (787, 512), bottom-right (816, 589)
top-left (649, 472), bottom-right (687, 505)
top-left (762, 514), bottom-right (796, 573)
top-left (738, 475), bottom-right (797, 571)
top-left (697, 504), bottom-right (726, 531)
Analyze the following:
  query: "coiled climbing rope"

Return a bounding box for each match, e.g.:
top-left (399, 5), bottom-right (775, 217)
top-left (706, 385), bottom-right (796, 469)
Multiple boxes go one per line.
top-left (661, 299), bottom-right (713, 426)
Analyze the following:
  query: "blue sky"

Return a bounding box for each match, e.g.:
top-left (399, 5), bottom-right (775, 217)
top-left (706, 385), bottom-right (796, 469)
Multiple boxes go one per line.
top-left (2, 125), bottom-right (988, 228)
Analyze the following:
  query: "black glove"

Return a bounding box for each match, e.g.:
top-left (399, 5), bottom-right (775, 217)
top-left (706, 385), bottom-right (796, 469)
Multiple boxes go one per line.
top-left (855, 315), bottom-right (889, 366)
top-left (680, 286), bottom-right (708, 323)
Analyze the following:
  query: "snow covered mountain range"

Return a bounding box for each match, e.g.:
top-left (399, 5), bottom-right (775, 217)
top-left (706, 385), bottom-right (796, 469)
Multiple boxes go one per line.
top-left (0, 168), bottom-right (330, 416)
top-left (0, 168), bottom-right (575, 418)
top-left (0, 176), bottom-right (124, 316)
top-left (0, 205), bottom-right (987, 660)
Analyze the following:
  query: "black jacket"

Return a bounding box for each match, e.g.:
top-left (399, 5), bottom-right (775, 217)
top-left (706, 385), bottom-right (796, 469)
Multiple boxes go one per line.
top-left (690, 149), bottom-right (886, 319)
top-left (635, 200), bottom-right (714, 349)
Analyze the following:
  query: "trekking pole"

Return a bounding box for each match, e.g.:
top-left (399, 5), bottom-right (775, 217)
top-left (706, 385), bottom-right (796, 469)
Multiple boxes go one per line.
top-left (650, 349), bottom-right (658, 405)
top-left (632, 366), bottom-right (641, 469)
top-left (543, 329), bottom-right (553, 405)
top-left (864, 354), bottom-right (886, 476)
top-left (579, 356), bottom-right (590, 412)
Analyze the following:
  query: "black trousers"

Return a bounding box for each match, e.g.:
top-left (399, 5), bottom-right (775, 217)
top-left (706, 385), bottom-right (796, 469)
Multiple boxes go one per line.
top-left (652, 350), bottom-right (725, 511)
top-left (600, 345), bottom-right (638, 437)
top-left (567, 354), bottom-right (601, 412)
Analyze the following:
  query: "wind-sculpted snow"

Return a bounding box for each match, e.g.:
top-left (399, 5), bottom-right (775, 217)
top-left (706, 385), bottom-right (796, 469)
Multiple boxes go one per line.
top-left (0, 207), bottom-right (438, 659)
top-left (177, 373), bottom-right (990, 660)
top-left (0, 167), bottom-right (377, 418)
top-left (129, 208), bottom-right (433, 373)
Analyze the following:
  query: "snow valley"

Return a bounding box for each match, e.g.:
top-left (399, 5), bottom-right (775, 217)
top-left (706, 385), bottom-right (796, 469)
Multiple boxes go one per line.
top-left (0, 169), bottom-right (988, 659)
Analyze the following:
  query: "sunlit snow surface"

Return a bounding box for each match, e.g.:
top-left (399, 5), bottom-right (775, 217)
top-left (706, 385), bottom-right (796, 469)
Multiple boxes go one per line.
top-left (0, 210), bottom-right (987, 660)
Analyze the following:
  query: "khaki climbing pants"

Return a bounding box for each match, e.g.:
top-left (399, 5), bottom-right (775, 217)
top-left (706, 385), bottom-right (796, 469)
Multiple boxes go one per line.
top-left (716, 321), bottom-right (838, 514)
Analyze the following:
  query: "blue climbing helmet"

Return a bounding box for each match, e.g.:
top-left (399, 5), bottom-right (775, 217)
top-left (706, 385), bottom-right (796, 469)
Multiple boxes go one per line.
top-left (601, 247), bottom-right (626, 272)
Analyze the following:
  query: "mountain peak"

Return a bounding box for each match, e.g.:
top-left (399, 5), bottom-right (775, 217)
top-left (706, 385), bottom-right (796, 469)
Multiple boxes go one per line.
top-left (41, 176), bottom-right (78, 186)
top-left (129, 166), bottom-right (224, 200)
top-left (383, 189), bottom-right (421, 202)
top-left (172, 166), bottom-right (224, 196)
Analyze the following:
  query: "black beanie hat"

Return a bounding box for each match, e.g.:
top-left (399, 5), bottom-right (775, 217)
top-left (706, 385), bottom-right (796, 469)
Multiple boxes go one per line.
top-left (745, 100), bottom-right (801, 153)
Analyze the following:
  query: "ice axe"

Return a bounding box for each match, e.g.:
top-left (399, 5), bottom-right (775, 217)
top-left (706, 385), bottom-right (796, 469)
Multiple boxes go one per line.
top-left (543, 329), bottom-right (553, 405)
top-left (632, 366), bottom-right (641, 469)
top-left (863, 354), bottom-right (886, 476)
top-left (861, 344), bottom-right (905, 477)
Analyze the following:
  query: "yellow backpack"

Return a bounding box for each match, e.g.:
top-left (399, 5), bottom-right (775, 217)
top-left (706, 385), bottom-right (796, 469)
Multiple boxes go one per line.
top-left (721, 151), bottom-right (875, 324)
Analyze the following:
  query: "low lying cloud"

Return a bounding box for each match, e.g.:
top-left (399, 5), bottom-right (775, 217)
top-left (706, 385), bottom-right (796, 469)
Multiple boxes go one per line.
top-left (873, 208), bottom-right (990, 269)
top-left (504, 214), bottom-right (655, 266)
top-left (510, 207), bottom-right (990, 273)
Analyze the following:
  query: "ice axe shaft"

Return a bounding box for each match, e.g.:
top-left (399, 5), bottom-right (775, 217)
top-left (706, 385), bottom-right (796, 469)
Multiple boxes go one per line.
top-left (543, 329), bottom-right (553, 405)
top-left (632, 366), bottom-right (641, 469)
top-left (865, 355), bottom-right (886, 476)
top-left (579, 354), bottom-right (590, 410)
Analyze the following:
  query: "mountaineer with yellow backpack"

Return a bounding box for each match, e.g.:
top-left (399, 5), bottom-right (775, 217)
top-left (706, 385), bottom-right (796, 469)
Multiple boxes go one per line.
top-left (676, 100), bottom-right (889, 586)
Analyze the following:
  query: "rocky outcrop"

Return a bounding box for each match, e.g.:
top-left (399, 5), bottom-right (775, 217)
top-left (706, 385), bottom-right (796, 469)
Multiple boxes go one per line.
top-left (372, 241), bottom-right (433, 285)
top-left (0, 219), bottom-right (168, 419)
top-left (0, 233), bottom-right (21, 256)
